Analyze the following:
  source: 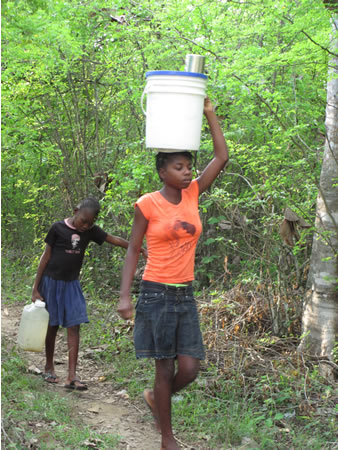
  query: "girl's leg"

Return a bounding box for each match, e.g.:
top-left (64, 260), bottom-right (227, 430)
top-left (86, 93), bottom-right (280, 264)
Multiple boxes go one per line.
top-left (172, 355), bottom-right (200, 394)
top-left (44, 324), bottom-right (59, 382)
top-left (66, 324), bottom-right (83, 386)
top-left (154, 358), bottom-right (179, 450)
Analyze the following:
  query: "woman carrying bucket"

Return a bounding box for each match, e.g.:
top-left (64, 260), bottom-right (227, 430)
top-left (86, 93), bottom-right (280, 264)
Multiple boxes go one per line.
top-left (118, 97), bottom-right (228, 450)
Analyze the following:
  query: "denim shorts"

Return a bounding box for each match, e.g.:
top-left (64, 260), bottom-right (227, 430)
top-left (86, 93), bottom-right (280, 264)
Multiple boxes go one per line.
top-left (39, 275), bottom-right (89, 328)
top-left (134, 280), bottom-right (205, 360)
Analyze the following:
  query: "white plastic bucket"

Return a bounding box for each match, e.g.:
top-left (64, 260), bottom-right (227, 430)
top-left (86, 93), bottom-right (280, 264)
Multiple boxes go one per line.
top-left (17, 300), bottom-right (49, 352)
top-left (141, 71), bottom-right (207, 152)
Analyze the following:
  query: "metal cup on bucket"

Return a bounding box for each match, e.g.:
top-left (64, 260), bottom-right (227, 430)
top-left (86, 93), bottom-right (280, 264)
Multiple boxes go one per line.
top-left (185, 54), bottom-right (205, 74)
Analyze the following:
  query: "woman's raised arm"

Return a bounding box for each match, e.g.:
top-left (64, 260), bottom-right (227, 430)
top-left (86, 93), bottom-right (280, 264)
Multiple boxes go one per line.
top-left (197, 98), bottom-right (229, 195)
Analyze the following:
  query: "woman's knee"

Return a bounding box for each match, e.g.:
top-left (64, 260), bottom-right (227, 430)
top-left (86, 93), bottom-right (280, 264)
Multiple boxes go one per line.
top-left (178, 356), bottom-right (200, 382)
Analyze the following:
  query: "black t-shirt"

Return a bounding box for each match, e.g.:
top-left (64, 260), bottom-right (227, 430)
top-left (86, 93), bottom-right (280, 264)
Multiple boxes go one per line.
top-left (43, 221), bottom-right (107, 281)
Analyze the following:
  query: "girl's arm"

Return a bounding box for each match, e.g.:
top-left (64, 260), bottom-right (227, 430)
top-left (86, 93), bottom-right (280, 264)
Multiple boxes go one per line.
top-left (197, 98), bottom-right (229, 195)
top-left (106, 233), bottom-right (129, 249)
top-left (32, 244), bottom-right (52, 302)
top-left (118, 206), bottom-right (148, 320)
top-left (105, 233), bottom-right (147, 258)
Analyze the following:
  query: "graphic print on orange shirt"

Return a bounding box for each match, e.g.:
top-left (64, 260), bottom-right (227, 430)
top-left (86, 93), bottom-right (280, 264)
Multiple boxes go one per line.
top-left (167, 219), bottom-right (196, 257)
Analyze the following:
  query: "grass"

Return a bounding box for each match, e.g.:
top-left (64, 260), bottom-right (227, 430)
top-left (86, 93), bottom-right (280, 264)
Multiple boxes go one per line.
top-left (170, 369), bottom-right (337, 449)
top-left (2, 251), bottom-right (337, 449)
top-left (1, 341), bottom-right (121, 449)
top-left (82, 297), bottom-right (338, 450)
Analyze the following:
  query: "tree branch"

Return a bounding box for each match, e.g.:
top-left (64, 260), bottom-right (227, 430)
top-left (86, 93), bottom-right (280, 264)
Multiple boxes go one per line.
top-left (283, 14), bottom-right (338, 58)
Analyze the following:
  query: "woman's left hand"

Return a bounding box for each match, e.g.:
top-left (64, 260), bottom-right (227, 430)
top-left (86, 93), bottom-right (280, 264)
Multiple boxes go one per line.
top-left (203, 97), bottom-right (214, 114)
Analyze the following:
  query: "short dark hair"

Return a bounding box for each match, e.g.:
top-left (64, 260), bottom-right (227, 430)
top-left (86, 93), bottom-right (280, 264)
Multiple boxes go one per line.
top-left (155, 151), bottom-right (193, 181)
top-left (77, 197), bottom-right (100, 216)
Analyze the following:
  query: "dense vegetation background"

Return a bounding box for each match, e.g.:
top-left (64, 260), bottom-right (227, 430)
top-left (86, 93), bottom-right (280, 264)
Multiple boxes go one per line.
top-left (3, 0), bottom-right (333, 334)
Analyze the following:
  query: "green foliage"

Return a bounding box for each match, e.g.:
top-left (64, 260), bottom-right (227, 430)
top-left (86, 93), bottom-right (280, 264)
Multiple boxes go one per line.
top-left (1, 252), bottom-right (38, 304)
top-left (1, 0), bottom-right (333, 332)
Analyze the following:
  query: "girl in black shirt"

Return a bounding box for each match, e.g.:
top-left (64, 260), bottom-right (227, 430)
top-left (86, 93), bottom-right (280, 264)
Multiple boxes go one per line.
top-left (32, 197), bottom-right (145, 390)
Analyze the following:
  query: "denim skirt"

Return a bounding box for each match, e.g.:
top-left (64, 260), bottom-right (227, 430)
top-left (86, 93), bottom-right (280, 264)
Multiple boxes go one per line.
top-left (38, 275), bottom-right (89, 328)
top-left (134, 280), bottom-right (205, 360)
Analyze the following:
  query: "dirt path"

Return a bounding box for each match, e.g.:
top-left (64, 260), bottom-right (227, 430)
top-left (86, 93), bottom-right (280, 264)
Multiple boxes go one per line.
top-left (2, 304), bottom-right (197, 450)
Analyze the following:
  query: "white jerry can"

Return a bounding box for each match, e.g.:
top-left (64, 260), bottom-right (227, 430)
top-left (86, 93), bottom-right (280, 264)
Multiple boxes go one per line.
top-left (17, 300), bottom-right (49, 352)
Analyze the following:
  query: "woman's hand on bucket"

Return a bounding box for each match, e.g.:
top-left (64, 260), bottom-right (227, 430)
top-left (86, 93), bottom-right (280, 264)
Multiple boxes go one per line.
top-left (117, 296), bottom-right (134, 320)
top-left (204, 97), bottom-right (214, 114)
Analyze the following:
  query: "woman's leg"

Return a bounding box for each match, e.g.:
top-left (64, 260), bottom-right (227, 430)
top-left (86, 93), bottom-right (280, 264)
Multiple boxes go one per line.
top-left (44, 324), bottom-right (59, 382)
top-left (154, 358), bottom-right (179, 449)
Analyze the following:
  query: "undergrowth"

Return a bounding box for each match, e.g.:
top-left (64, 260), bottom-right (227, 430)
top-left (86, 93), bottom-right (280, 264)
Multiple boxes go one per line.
top-left (82, 291), bottom-right (337, 449)
top-left (2, 252), bottom-right (337, 449)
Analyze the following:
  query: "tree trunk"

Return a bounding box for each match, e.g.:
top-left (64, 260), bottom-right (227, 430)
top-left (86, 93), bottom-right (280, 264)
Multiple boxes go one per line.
top-left (299, 16), bottom-right (338, 365)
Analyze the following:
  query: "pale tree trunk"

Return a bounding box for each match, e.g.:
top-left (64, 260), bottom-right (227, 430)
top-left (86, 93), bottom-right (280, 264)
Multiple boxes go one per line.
top-left (299, 15), bottom-right (338, 370)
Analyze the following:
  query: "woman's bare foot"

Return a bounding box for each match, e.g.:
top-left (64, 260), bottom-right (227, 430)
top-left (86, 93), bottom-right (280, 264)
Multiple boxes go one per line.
top-left (160, 436), bottom-right (180, 449)
top-left (143, 389), bottom-right (160, 431)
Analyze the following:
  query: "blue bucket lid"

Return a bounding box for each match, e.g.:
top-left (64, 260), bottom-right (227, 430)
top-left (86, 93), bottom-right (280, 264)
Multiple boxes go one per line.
top-left (146, 70), bottom-right (207, 80)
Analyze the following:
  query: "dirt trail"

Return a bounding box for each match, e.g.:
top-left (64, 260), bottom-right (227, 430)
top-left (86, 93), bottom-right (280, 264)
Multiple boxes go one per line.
top-left (2, 304), bottom-right (197, 450)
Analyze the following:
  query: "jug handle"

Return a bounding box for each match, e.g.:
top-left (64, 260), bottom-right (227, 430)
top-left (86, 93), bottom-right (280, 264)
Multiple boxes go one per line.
top-left (141, 88), bottom-right (147, 116)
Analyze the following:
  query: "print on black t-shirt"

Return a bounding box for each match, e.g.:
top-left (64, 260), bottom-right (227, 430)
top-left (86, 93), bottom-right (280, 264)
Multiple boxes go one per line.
top-left (43, 221), bottom-right (107, 281)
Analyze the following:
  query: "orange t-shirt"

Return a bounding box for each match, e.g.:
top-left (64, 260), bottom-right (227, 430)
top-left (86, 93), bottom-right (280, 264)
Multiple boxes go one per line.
top-left (136, 179), bottom-right (202, 284)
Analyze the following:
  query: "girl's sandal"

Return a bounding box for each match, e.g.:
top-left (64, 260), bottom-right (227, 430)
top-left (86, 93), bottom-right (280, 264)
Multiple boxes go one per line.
top-left (64, 378), bottom-right (88, 391)
top-left (42, 372), bottom-right (59, 384)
